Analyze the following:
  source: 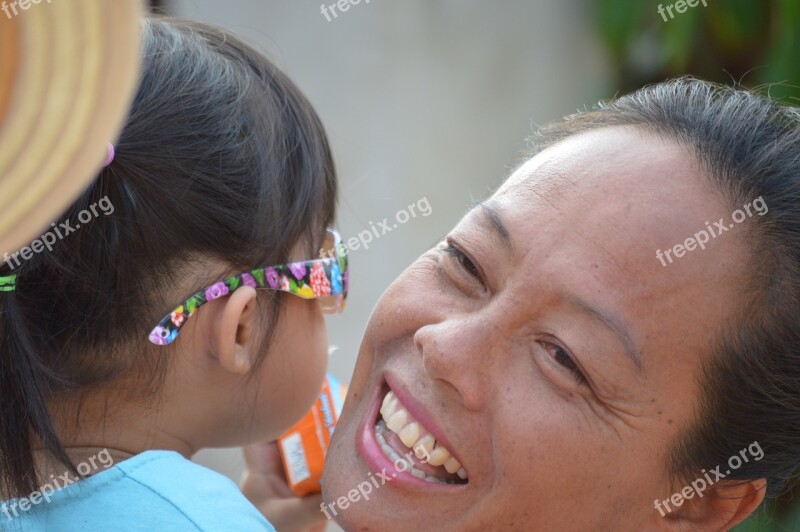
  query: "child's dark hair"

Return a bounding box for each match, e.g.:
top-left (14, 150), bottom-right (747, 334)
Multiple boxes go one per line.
top-left (0, 17), bottom-right (337, 496)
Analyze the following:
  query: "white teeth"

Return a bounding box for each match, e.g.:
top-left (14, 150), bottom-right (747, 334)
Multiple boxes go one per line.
top-left (374, 421), bottom-right (457, 485)
top-left (377, 391), bottom-right (469, 482)
top-left (382, 442), bottom-right (397, 460)
top-left (380, 393), bottom-right (392, 415)
top-left (443, 457), bottom-right (461, 474)
top-left (410, 468), bottom-right (426, 479)
top-left (386, 409), bottom-right (409, 433)
top-left (414, 434), bottom-right (435, 459)
top-left (399, 422), bottom-right (421, 448)
top-left (380, 391), bottom-right (398, 417)
top-left (427, 446), bottom-right (450, 467)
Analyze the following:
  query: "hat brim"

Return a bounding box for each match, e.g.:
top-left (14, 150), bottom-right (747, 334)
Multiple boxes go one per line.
top-left (0, 0), bottom-right (143, 255)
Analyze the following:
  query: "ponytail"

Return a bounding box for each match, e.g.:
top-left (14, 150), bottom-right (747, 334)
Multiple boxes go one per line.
top-left (0, 288), bottom-right (74, 497)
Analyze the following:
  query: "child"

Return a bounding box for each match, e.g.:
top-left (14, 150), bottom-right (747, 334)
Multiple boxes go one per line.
top-left (0, 16), bottom-right (345, 531)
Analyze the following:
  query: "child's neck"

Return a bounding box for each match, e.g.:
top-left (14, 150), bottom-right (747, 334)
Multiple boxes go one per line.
top-left (46, 385), bottom-right (198, 462)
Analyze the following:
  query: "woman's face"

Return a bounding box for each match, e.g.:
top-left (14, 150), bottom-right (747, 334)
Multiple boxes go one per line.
top-left (323, 127), bottom-right (751, 530)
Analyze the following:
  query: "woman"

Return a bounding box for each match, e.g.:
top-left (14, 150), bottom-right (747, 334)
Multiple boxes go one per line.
top-left (308, 78), bottom-right (800, 530)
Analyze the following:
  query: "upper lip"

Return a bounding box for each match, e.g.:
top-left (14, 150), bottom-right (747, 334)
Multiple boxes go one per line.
top-left (383, 371), bottom-right (464, 469)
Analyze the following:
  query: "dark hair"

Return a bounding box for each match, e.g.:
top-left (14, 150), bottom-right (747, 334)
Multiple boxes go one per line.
top-left (527, 77), bottom-right (800, 501)
top-left (0, 17), bottom-right (337, 497)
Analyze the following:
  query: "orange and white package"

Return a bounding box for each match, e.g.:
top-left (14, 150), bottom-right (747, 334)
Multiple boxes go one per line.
top-left (278, 373), bottom-right (347, 496)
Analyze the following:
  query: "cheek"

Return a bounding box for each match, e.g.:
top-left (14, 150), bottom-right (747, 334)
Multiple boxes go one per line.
top-left (256, 298), bottom-right (329, 437)
top-left (365, 259), bottom-right (443, 348)
top-left (492, 395), bottom-right (661, 527)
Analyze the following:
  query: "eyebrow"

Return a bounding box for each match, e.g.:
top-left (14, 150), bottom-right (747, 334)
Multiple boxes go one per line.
top-left (475, 199), bottom-right (643, 375)
top-left (478, 200), bottom-right (513, 251)
top-left (564, 294), bottom-right (644, 374)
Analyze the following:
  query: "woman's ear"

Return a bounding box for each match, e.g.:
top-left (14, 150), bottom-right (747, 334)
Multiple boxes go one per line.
top-left (657, 478), bottom-right (766, 531)
top-left (212, 286), bottom-right (260, 375)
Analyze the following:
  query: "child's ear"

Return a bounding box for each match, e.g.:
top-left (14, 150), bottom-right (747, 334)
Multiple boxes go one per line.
top-left (647, 478), bottom-right (766, 531)
top-left (213, 286), bottom-right (260, 375)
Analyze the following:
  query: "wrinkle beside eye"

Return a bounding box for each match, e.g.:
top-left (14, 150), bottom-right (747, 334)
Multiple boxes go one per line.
top-left (590, 387), bottom-right (653, 438)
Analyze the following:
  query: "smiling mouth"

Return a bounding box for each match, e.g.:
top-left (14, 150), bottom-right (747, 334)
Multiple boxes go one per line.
top-left (373, 386), bottom-right (468, 485)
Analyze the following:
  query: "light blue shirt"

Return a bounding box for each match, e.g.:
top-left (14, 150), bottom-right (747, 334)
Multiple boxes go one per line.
top-left (1, 450), bottom-right (276, 531)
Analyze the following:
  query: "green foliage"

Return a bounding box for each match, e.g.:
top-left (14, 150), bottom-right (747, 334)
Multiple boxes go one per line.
top-left (591, 0), bottom-right (800, 105)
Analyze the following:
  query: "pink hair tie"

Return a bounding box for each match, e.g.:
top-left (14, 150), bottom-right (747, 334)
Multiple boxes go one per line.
top-left (104, 143), bottom-right (115, 167)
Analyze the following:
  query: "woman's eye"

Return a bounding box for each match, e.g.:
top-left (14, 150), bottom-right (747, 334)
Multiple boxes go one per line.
top-left (542, 342), bottom-right (587, 385)
top-left (443, 243), bottom-right (481, 280)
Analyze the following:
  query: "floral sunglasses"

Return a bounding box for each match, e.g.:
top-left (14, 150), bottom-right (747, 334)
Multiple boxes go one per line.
top-left (148, 229), bottom-right (348, 345)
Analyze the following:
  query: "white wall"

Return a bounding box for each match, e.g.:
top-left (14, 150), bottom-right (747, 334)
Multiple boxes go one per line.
top-left (165, 0), bottom-right (610, 528)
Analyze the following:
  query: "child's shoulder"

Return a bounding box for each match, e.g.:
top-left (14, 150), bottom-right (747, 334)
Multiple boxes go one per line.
top-left (2, 450), bottom-right (276, 531)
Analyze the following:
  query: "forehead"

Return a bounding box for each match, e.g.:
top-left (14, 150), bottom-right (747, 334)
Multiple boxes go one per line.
top-left (494, 127), bottom-right (741, 276)
top-left (502, 128), bottom-right (713, 221)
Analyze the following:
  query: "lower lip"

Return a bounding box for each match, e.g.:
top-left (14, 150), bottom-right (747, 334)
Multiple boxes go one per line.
top-left (356, 377), bottom-right (468, 492)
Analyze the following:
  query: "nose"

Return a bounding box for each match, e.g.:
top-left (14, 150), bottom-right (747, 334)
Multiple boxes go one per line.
top-left (414, 316), bottom-right (491, 411)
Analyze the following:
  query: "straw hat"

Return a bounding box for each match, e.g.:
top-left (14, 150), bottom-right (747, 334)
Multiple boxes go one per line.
top-left (0, 0), bottom-right (143, 254)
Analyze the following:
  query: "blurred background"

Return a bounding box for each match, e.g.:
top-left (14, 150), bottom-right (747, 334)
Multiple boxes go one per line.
top-left (154, 1), bottom-right (800, 530)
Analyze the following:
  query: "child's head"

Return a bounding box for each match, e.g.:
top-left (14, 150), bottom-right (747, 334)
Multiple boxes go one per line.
top-left (0, 17), bottom-right (338, 496)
